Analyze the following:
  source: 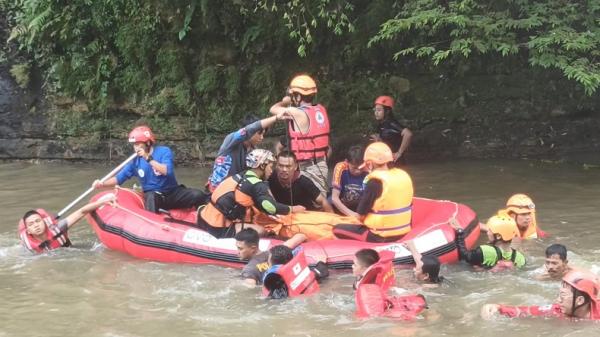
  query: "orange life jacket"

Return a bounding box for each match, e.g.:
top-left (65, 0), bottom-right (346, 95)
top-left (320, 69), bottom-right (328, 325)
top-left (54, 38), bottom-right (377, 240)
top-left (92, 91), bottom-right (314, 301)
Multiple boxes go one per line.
top-left (288, 104), bottom-right (330, 161)
top-left (363, 169), bottom-right (413, 237)
top-left (355, 251), bottom-right (427, 320)
top-left (18, 209), bottom-right (70, 253)
top-left (262, 250), bottom-right (319, 298)
top-left (199, 172), bottom-right (257, 228)
top-left (355, 250), bottom-right (397, 292)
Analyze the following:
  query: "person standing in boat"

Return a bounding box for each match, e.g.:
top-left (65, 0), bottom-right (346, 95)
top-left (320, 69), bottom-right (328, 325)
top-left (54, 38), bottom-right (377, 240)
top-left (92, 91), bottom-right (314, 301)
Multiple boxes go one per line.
top-left (332, 142), bottom-right (414, 243)
top-left (269, 74), bottom-right (330, 195)
top-left (370, 96), bottom-right (412, 166)
top-left (93, 125), bottom-right (208, 213)
top-left (329, 145), bottom-right (368, 217)
top-left (197, 149), bottom-right (305, 239)
top-left (450, 214), bottom-right (526, 271)
top-left (235, 228), bottom-right (308, 286)
top-left (19, 195), bottom-right (115, 253)
top-left (268, 151), bottom-right (334, 212)
top-left (206, 112), bottom-right (291, 192)
top-left (481, 269), bottom-right (600, 320)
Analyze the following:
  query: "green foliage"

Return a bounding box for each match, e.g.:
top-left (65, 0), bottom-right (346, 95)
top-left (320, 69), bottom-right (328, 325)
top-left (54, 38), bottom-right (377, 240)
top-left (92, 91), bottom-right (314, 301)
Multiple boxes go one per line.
top-left (9, 63), bottom-right (30, 88)
top-left (3, 0), bottom-right (598, 143)
top-left (370, 0), bottom-right (600, 95)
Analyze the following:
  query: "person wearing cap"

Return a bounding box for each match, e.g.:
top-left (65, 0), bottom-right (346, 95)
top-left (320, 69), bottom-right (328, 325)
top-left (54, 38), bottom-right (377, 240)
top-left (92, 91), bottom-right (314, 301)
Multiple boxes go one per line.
top-left (206, 112), bottom-right (291, 192)
top-left (536, 243), bottom-right (573, 281)
top-left (501, 193), bottom-right (547, 239)
top-left (332, 142), bottom-right (414, 242)
top-left (93, 125), bottom-right (208, 213)
top-left (197, 149), bottom-right (306, 239)
top-left (450, 214), bottom-right (526, 271)
top-left (370, 96), bottom-right (413, 166)
top-left (270, 74), bottom-right (331, 195)
top-left (481, 269), bottom-right (600, 320)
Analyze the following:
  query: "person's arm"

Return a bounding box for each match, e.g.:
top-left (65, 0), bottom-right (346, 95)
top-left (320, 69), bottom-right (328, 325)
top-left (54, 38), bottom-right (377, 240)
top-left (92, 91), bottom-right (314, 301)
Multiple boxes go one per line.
top-left (283, 233), bottom-right (307, 249)
top-left (269, 97), bottom-right (306, 129)
top-left (403, 239), bottom-right (423, 270)
top-left (93, 162), bottom-right (135, 189)
top-left (481, 303), bottom-right (561, 320)
top-left (355, 179), bottom-right (382, 222)
top-left (142, 147), bottom-right (170, 176)
top-left (253, 183), bottom-right (304, 216)
top-left (395, 128), bottom-right (412, 160)
top-left (449, 218), bottom-right (484, 265)
top-left (316, 194), bottom-right (334, 213)
top-left (61, 194), bottom-right (116, 231)
top-left (331, 189), bottom-right (358, 217)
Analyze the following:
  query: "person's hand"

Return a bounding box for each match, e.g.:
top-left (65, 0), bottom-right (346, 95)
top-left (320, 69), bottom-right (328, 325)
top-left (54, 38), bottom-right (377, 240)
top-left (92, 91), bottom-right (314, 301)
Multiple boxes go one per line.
top-left (276, 110), bottom-right (292, 121)
top-left (347, 211), bottom-right (359, 218)
top-left (393, 151), bottom-right (402, 162)
top-left (480, 304), bottom-right (500, 320)
top-left (92, 179), bottom-right (104, 189)
top-left (281, 96), bottom-right (292, 106)
top-left (136, 146), bottom-right (149, 159)
top-left (291, 205), bottom-right (306, 213)
top-left (97, 193), bottom-right (117, 205)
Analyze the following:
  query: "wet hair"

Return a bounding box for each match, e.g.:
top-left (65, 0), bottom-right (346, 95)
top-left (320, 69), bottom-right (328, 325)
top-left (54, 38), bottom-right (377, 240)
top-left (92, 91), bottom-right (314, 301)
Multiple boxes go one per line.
top-left (234, 228), bottom-right (259, 246)
top-left (269, 245), bottom-right (294, 265)
top-left (421, 255), bottom-right (442, 283)
top-left (277, 150), bottom-right (297, 163)
top-left (355, 249), bottom-right (380, 268)
top-left (545, 243), bottom-right (567, 261)
top-left (22, 210), bottom-right (41, 224)
top-left (346, 146), bottom-right (364, 166)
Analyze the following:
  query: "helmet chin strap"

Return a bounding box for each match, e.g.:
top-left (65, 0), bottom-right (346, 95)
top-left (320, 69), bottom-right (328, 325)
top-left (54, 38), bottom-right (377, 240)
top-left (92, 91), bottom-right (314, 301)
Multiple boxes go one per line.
top-left (571, 289), bottom-right (587, 316)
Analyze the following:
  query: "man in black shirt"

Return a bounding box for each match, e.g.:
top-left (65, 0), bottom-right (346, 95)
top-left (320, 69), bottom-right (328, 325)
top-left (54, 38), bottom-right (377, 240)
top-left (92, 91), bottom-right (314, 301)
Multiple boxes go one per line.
top-left (268, 151), bottom-right (334, 212)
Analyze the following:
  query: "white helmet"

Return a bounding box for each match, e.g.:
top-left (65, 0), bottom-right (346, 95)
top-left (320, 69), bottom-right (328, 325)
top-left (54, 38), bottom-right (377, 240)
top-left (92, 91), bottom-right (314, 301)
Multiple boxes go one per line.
top-left (246, 149), bottom-right (275, 169)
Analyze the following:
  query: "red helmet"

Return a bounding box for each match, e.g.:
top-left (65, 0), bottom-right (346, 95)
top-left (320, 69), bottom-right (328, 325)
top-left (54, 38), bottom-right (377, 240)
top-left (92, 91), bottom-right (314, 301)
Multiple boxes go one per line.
top-left (374, 96), bottom-right (394, 109)
top-left (562, 270), bottom-right (600, 317)
top-left (128, 126), bottom-right (155, 144)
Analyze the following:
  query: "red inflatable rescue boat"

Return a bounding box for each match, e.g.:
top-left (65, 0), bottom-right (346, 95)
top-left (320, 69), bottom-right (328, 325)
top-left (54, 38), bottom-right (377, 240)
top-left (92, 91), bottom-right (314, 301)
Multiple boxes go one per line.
top-left (87, 188), bottom-right (480, 269)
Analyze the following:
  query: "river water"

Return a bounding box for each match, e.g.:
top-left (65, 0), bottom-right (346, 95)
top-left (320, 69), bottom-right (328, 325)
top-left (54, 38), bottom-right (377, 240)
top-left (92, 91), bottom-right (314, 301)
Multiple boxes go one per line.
top-left (1, 160), bottom-right (599, 337)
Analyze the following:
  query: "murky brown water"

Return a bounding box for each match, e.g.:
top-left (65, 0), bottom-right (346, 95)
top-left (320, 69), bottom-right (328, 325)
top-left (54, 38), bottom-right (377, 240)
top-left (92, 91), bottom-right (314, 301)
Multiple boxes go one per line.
top-left (1, 159), bottom-right (599, 336)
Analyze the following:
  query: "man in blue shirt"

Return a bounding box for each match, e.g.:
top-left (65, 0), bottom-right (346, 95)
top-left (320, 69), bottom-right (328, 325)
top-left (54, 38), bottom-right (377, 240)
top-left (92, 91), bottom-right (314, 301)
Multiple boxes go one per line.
top-left (207, 112), bottom-right (290, 192)
top-left (94, 125), bottom-right (208, 213)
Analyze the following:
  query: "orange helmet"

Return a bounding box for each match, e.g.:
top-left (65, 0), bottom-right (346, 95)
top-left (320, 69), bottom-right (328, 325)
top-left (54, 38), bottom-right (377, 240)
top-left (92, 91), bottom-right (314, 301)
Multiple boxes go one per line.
top-left (486, 213), bottom-right (518, 241)
top-left (374, 96), bottom-right (394, 108)
top-left (562, 270), bottom-right (600, 317)
top-left (289, 74), bottom-right (317, 96)
top-left (128, 126), bottom-right (155, 144)
top-left (360, 142), bottom-right (393, 169)
top-left (506, 194), bottom-right (535, 214)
